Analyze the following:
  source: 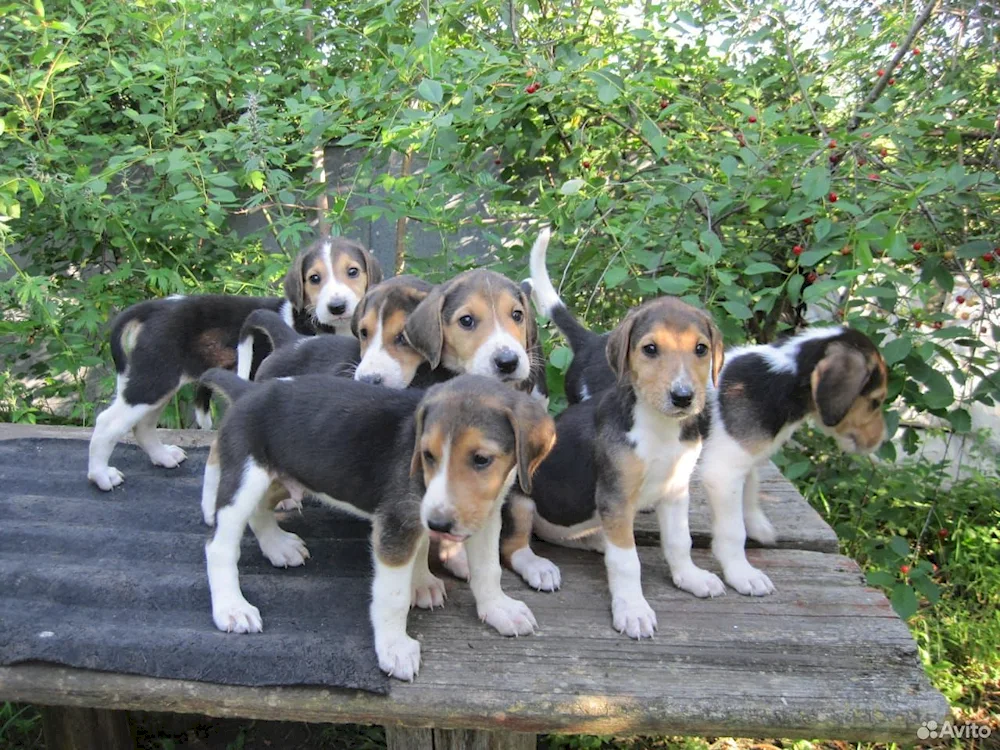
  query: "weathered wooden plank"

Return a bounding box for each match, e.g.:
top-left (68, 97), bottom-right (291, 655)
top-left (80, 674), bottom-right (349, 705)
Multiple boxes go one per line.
top-left (0, 544), bottom-right (947, 743)
top-left (0, 425), bottom-right (838, 553)
top-left (385, 727), bottom-right (534, 750)
top-left (39, 705), bottom-right (134, 750)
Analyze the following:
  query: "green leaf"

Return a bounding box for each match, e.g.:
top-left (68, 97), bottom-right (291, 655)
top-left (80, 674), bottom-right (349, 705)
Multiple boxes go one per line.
top-left (889, 535), bottom-right (910, 557)
top-left (604, 265), bottom-right (629, 289)
top-left (417, 79), bottom-right (443, 105)
top-left (655, 276), bottom-right (693, 294)
top-left (336, 133), bottom-right (364, 146)
top-left (956, 239), bottom-right (992, 259)
top-left (172, 190), bottom-right (199, 202)
top-left (721, 300), bottom-right (753, 320)
top-left (549, 346), bottom-right (572, 370)
top-left (813, 218), bottom-right (832, 241)
top-left (248, 170), bottom-right (265, 191)
top-left (947, 408), bottom-right (971, 433)
top-left (881, 336), bottom-right (911, 366)
top-left (866, 570), bottom-right (895, 588)
top-left (744, 262), bottom-right (782, 275)
top-left (798, 248), bottom-right (832, 266)
top-left (801, 165), bottom-right (830, 201)
top-left (597, 83), bottom-right (618, 105)
top-left (890, 584), bottom-right (919, 620)
top-left (208, 187), bottom-right (237, 203)
top-left (699, 230), bottom-right (724, 261)
top-left (560, 179), bottom-right (585, 196)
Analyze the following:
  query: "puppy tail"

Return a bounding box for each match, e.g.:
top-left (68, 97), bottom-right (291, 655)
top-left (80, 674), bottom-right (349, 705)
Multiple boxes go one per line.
top-left (527, 227), bottom-right (597, 354)
top-left (200, 368), bottom-right (254, 405)
top-left (237, 309), bottom-right (301, 379)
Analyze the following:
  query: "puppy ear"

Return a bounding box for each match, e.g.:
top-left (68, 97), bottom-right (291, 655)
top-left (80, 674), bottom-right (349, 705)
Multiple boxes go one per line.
top-left (404, 285), bottom-right (446, 369)
top-left (283, 250), bottom-right (307, 312)
top-left (605, 311), bottom-right (637, 384)
top-left (811, 342), bottom-right (871, 427)
top-left (363, 249), bottom-right (383, 288)
top-left (409, 403), bottom-right (428, 478)
top-left (506, 402), bottom-right (557, 495)
top-left (702, 311), bottom-right (725, 386)
top-left (349, 290), bottom-right (369, 339)
top-left (518, 283), bottom-right (540, 358)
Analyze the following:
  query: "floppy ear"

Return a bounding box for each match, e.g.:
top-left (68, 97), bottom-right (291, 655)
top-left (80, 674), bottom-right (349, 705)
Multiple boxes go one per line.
top-left (811, 342), bottom-right (871, 427)
top-left (283, 251), bottom-right (307, 312)
top-left (404, 284), bottom-right (447, 369)
top-left (409, 402), bottom-right (428, 478)
top-left (702, 311), bottom-right (725, 386)
top-left (605, 311), bottom-right (637, 385)
top-left (506, 402), bottom-right (557, 495)
top-left (349, 291), bottom-right (369, 339)
top-left (363, 249), bottom-right (384, 288)
top-left (518, 283), bottom-right (540, 356)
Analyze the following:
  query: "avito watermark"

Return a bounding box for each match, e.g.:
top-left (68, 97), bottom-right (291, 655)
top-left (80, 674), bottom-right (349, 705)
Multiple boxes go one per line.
top-left (917, 719), bottom-right (991, 741)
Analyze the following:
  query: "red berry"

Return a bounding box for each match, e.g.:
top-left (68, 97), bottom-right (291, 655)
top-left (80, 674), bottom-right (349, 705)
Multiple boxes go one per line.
top-left (880, 148), bottom-right (888, 157)
top-left (984, 252), bottom-right (995, 262)
top-left (494, 158), bottom-right (502, 165)
top-left (938, 528), bottom-right (948, 538)
top-left (956, 295), bottom-right (966, 304)
top-left (862, 132), bottom-right (871, 138)
top-left (913, 241), bottom-right (923, 251)
top-left (806, 271), bottom-right (818, 283)
top-left (913, 47), bottom-right (921, 55)
top-left (736, 134), bottom-right (746, 146)
top-left (858, 158), bottom-right (868, 166)
top-left (582, 160), bottom-right (591, 168)
top-left (932, 563), bottom-right (939, 572)
top-left (660, 99), bottom-right (669, 109)
top-left (890, 41), bottom-right (898, 49)
top-left (803, 217), bottom-right (812, 225)
top-left (748, 115), bottom-right (757, 123)
top-left (841, 246), bottom-right (852, 255)
top-left (985, 280), bottom-right (992, 289)
top-left (793, 245), bottom-right (804, 256)
top-left (829, 154), bottom-right (839, 164)
top-left (900, 564), bottom-right (910, 574)
top-left (888, 78), bottom-right (895, 85)
top-left (828, 191), bottom-right (838, 202)
top-left (828, 139), bottom-right (837, 148)
top-left (933, 321), bottom-right (943, 329)
top-left (877, 69), bottom-right (885, 77)
top-left (868, 173), bottom-right (879, 180)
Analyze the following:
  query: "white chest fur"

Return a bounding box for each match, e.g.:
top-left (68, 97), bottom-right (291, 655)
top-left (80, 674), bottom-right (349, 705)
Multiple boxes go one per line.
top-left (626, 404), bottom-right (702, 510)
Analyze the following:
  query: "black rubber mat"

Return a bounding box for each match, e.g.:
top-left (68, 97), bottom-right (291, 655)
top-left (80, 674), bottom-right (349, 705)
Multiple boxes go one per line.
top-left (0, 438), bottom-right (388, 694)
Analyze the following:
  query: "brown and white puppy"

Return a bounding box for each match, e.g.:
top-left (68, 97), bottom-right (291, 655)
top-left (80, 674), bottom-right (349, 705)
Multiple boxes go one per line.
top-left (200, 371), bottom-right (555, 681)
top-left (502, 295), bottom-right (726, 638)
top-left (699, 326), bottom-right (888, 596)
top-left (404, 269), bottom-right (547, 402)
top-left (87, 238), bottom-right (377, 492)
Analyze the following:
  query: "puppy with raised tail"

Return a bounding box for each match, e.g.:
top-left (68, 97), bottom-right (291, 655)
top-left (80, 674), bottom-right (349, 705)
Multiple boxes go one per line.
top-left (504, 230), bottom-right (726, 637)
top-left (200, 371), bottom-right (555, 681)
top-left (700, 327), bottom-right (889, 596)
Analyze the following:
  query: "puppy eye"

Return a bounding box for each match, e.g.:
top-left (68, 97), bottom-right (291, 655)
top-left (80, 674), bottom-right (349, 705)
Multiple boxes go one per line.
top-left (359, 328), bottom-right (368, 339)
top-left (308, 273), bottom-right (322, 284)
top-left (870, 398), bottom-right (881, 410)
top-left (511, 309), bottom-right (524, 323)
top-left (471, 453), bottom-right (493, 470)
top-left (347, 267), bottom-right (360, 278)
top-left (642, 343), bottom-right (658, 357)
top-left (695, 343), bottom-right (709, 357)
top-left (422, 450), bottom-right (436, 466)
top-left (394, 332), bottom-right (408, 347)
top-left (458, 314), bottom-right (476, 330)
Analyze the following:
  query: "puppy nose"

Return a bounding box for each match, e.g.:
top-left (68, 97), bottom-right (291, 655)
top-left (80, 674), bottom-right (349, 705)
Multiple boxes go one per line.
top-left (359, 373), bottom-right (383, 385)
top-left (493, 348), bottom-right (520, 374)
top-left (670, 386), bottom-right (694, 408)
top-left (427, 518), bottom-right (453, 534)
top-left (328, 300), bottom-right (347, 316)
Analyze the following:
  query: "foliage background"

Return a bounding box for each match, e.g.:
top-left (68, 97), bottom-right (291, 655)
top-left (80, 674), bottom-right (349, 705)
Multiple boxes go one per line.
top-left (1, 0), bottom-right (997, 743)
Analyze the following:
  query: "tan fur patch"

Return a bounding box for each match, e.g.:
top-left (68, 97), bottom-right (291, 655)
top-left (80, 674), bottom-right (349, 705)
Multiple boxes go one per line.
top-left (381, 308), bottom-right (425, 381)
top-left (630, 320), bottom-right (713, 413)
top-left (196, 329), bottom-right (237, 368)
top-left (501, 494), bottom-right (536, 566)
top-left (302, 257), bottom-right (328, 314)
top-left (830, 353), bottom-right (888, 452)
top-left (601, 450), bottom-right (645, 549)
top-left (332, 246), bottom-right (370, 300)
top-left (120, 319), bottom-right (143, 356)
top-left (442, 287), bottom-right (527, 371)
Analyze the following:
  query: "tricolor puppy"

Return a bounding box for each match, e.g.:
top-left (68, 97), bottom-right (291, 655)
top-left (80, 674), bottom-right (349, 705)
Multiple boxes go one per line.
top-left (86, 237), bottom-right (381, 492)
top-left (404, 269), bottom-right (548, 401)
top-left (200, 371), bottom-right (555, 681)
top-left (700, 326), bottom-right (888, 596)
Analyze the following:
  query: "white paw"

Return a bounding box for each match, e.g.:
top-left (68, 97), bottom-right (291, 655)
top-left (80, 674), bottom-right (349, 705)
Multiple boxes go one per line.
top-left (672, 566), bottom-right (726, 598)
top-left (724, 562), bottom-right (776, 596)
top-left (510, 548), bottom-right (561, 591)
top-left (746, 513), bottom-right (778, 546)
top-left (213, 598), bottom-right (262, 633)
top-left (377, 635), bottom-right (421, 681)
top-left (439, 544), bottom-right (470, 581)
top-left (258, 529), bottom-right (310, 568)
top-left (411, 573), bottom-right (447, 609)
top-left (149, 444), bottom-right (186, 468)
top-left (88, 466), bottom-right (124, 491)
top-left (478, 595), bottom-right (537, 636)
top-left (194, 409), bottom-right (213, 430)
top-left (274, 497), bottom-right (303, 513)
top-left (611, 595), bottom-right (657, 639)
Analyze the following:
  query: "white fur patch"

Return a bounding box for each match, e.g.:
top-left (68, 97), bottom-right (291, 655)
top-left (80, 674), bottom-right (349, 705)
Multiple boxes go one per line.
top-left (236, 335), bottom-right (254, 380)
top-left (726, 325), bottom-right (845, 375)
top-left (371, 553), bottom-right (421, 680)
top-left (314, 241), bottom-right (360, 327)
top-left (604, 541), bottom-right (656, 639)
top-left (355, 315), bottom-right (407, 388)
top-left (528, 227), bottom-right (559, 315)
top-left (466, 327), bottom-right (530, 383)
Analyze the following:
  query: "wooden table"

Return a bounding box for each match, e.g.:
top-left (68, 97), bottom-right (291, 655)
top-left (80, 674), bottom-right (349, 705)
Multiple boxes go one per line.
top-left (0, 425), bottom-right (948, 749)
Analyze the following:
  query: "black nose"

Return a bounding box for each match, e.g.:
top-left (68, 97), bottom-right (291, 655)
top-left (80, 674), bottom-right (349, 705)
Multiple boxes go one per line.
top-left (427, 518), bottom-right (453, 534)
top-left (493, 348), bottom-right (520, 374)
top-left (328, 300), bottom-right (347, 316)
top-left (670, 387), bottom-right (694, 408)
top-left (359, 373), bottom-right (383, 385)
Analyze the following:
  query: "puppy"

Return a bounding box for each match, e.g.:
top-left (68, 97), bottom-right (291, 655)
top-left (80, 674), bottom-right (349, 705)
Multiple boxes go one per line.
top-left (86, 237), bottom-right (381, 491)
top-left (700, 326), bottom-right (888, 596)
top-left (200, 371), bottom-right (555, 681)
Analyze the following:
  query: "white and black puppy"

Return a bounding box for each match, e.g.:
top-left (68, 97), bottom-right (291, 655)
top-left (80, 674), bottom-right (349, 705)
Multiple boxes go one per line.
top-left (86, 237), bottom-right (381, 492)
top-left (200, 371), bottom-right (555, 681)
top-left (700, 327), bottom-right (889, 596)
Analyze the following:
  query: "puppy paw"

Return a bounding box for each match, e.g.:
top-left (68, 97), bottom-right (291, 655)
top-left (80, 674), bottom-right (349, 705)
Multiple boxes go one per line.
top-left (611, 595), bottom-right (657, 639)
top-left (377, 635), bottom-right (421, 681)
top-left (150, 444), bottom-right (187, 469)
top-left (258, 530), bottom-right (310, 568)
top-left (672, 566), bottom-right (726, 598)
top-left (88, 466), bottom-right (124, 491)
top-left (724, 563), bottom-right (776, 596)
top-left (746, 513), bottom-right (778, 546)
top-left (479, 595), bottom-right (537, 636)
top-left (274, 497), bottom-right (302, 513)
top-left (439, 543), bottom-right (470, 581)
top-left (213, 598), bottom-right (263, 633)
top-left (510, 548), bottom-right (561, 592)
top-left (411, 573), bottom-right (447, 609)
